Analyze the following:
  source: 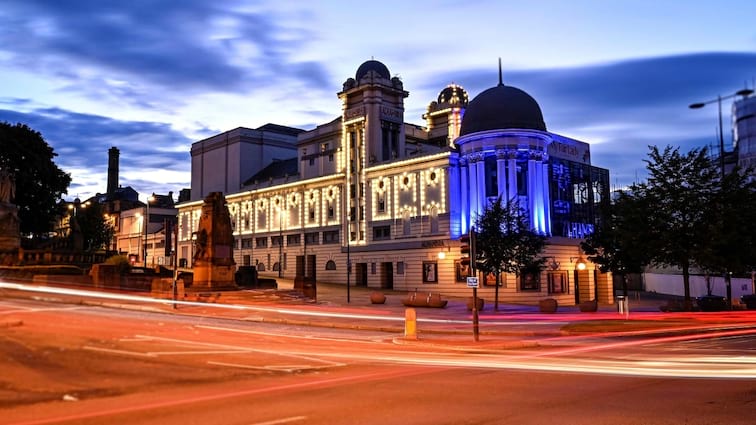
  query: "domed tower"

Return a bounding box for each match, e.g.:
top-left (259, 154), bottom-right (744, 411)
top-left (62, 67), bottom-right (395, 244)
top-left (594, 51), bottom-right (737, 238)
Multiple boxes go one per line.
top-left (337, 60), bottom-right (409, 245)
top-left (424, 83), bottom-right (469, 147)
top-left (454, 79), bottom-right (552, 235)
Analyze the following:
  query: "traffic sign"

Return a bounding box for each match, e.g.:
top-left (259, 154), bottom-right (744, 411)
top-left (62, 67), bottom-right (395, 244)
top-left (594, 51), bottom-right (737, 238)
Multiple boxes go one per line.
top-left (466, 276), bottom-right (478, 288)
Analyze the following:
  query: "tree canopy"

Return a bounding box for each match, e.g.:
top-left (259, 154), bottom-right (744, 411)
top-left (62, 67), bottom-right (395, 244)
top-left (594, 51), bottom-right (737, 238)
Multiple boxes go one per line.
top-left (475, 196), bottom-right (547, 310)
top-left (74, 201), bottom-right (115, 252)
top-left (583, 144), bottom-right (756, 306)
top-left (0, 122), bottom-right (71, 240)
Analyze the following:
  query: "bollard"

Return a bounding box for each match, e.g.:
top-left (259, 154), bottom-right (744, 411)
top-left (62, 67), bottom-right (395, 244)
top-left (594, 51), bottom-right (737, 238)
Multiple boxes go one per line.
top-left (617, 295), bottom-right (629, 317)
top-left (404, 308), bottom-right (417, 340)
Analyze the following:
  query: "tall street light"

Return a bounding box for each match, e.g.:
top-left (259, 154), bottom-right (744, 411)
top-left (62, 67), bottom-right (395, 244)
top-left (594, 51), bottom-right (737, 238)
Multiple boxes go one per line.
top-left (689, 88), bottom-right (754, 178)
top-left (689, 88), bottom-right (754, 309)
top-left (143, 195), bottom-right (154, 267)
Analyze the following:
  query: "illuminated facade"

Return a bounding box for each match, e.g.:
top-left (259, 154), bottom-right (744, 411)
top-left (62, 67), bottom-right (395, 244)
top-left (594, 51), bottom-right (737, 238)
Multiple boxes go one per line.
top-left (177, 60), bottom-right (612, 305)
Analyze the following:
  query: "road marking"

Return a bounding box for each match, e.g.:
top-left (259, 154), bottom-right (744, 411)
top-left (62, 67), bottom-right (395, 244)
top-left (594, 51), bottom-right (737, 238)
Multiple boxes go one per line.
top-left (250, 416), bottom-right (307, 425)
top-left (207, 361), bottom-right (341, 373)
top-left (132, 334), bottom-right (347, 367)
top-left (83, 346), bottom-right (157, 357)
top-left (196, 324), bottom-right (383, 344)
top-left (0, 305), bottom-right (84, 315)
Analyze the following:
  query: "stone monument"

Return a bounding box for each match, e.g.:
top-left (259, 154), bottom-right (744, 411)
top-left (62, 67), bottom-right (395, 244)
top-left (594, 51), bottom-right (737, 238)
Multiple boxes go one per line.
top-left (0, 170), bottom-right (20, 252)
top-left (191, 192), bottom-right (237, 291)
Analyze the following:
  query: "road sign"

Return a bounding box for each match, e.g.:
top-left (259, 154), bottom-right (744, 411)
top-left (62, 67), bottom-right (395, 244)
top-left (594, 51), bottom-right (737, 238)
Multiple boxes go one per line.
top-left (466, 276), bottom-right (478, 288)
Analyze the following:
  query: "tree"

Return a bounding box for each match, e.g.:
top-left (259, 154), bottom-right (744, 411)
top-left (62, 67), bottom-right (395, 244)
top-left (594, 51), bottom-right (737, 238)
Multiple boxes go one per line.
top-left (475, 196), bottom-right (547, 310)
top-left (696, 165), bottom-right (756, 297)
top-left (617, 146), bottom-right (719, 307)
top-left (75, 201), bottom-right (115, 252)
top-left (0, 122), bottom-right (71, 240)
top-left (581, 190), bottom-right (652, 296)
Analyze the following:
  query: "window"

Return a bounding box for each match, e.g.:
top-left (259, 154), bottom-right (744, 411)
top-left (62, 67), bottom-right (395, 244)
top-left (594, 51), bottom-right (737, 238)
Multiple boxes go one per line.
top-left (309, 207), bottom-right (315, 222)
top-left (430, 206), bottom-right (439, 234)
top-left (309, 158), bottom-right (315, 166)
top-left (325, 260), bottom-right (337, 270)
top-left (255, 237), bottom-right (267, 248)
top-left (271, 236), bottom-right (282, 247)
top-left (241, 238), bottom-right (253, 249)
top-left (328, 202), bottom-right (334, 219)
top-left (378, 197), bottom-right (385, 213)
top-left (422, 261), bottom-right (438, 283)
top-left (286, 234), bottom-right (300, 245)
top-left (373, 225), bottom-right (391, 240)
top-left (520, 267), bottom-right (541, 291)
top-left (548, 272), bottom-right (568, 294)
top-left (396, 261), bottom-right (405, 275)
top-left (305, 232), bottom-right (319, 245)
top-left (323, 230), bottom-right (339, 244)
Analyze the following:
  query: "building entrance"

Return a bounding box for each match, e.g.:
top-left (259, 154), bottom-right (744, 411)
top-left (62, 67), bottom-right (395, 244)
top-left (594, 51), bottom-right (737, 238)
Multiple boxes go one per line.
top-left (356, 263), bottom-right (368, 287)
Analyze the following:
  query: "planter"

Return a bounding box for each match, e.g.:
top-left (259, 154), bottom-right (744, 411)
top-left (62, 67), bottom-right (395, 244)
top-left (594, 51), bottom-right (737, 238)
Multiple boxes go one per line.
top-left (579, 299), bottom-right (598, 313)
top-left (742, 294), bottom-right (756, 310)
top-left (697, 295), bottom-right (728, 312)
top-left (466, 297), bottom-right (485, 311)
top-left (539, 298), bottom-right (558, 313)
top-left (370, 291), bottom-right (386, 304)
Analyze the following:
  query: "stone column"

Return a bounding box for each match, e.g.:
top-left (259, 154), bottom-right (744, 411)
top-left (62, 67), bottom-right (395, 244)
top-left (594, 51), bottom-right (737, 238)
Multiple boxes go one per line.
top-left (496, 149), bottom-right (508, 201)
top-left (507, 150), bottom-right (517, 202)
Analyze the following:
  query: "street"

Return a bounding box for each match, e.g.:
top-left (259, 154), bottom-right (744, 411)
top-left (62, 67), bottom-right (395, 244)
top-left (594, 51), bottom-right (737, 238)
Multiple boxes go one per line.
top-left (2, 295), bottom-right (755, 425)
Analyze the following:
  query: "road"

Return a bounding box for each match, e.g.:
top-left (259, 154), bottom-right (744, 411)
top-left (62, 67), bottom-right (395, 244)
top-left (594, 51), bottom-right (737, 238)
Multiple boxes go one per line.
top-left (1, 295), bottom-right (755, 424)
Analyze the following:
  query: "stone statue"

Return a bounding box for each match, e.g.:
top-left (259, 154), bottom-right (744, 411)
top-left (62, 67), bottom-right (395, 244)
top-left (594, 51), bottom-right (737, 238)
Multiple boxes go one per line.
top-left (0, 170), bottom-right (15, 204)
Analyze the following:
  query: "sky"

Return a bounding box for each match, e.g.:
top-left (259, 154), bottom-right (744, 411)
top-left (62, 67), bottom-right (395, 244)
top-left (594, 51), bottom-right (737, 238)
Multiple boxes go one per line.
top-left (1, 0), bottom-right (755, 202)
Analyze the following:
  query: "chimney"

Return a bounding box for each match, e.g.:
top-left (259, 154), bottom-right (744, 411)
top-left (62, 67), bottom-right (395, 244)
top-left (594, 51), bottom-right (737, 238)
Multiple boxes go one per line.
top-left (107, 147), bottom-right (119, 196)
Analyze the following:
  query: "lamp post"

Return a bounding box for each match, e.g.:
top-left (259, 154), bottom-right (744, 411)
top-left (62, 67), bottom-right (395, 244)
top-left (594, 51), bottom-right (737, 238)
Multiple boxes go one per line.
top-left (690, 88), bottom-right (754, 309)
top-left (278, 205), bottom-right (283, 278)
top-left (143, 195), bottom-right (154, 267)
top-left (689, 88), bottom-right (754, 178)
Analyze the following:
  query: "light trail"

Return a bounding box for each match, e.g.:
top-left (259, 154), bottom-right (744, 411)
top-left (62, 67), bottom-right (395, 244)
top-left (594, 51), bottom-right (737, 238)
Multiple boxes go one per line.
top-left (0, 281), bottom-right (557, 326)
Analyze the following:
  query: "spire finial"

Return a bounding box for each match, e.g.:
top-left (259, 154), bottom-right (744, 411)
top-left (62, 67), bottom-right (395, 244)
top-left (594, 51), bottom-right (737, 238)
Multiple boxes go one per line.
top-left (498, 57), bottom-right (503, 86)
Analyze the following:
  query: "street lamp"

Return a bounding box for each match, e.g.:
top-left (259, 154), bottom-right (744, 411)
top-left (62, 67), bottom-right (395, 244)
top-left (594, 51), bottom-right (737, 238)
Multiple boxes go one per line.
top-left (143, 195), bottom-right (154, 267)
top-left (689, 88), bottom-right (754, 309)
top-left (689, 88), bottom-right (754, 178)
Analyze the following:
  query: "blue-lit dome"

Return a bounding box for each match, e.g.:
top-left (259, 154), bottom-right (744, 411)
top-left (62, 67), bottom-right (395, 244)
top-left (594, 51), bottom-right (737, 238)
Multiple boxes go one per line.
top-left (460, 84), bottom-right (546, 135)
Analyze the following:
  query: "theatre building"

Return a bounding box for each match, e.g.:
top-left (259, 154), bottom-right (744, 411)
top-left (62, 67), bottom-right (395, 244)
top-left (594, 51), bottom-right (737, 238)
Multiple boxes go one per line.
top-left (177, 60), bottom-right (612, 306)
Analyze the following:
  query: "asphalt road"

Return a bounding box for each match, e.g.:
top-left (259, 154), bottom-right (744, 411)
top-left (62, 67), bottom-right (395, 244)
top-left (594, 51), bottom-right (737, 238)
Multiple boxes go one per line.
top-left (2, 297), bottom-right (755, 425)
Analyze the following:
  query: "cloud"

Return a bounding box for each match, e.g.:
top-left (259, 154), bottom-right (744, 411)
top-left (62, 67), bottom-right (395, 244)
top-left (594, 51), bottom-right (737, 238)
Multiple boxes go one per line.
top-left (0, 0), bottom-right (332, 110)
top-left (0, 103), bottom-right (191, 199)
top-left (415, 52), bottom-right (756, 187)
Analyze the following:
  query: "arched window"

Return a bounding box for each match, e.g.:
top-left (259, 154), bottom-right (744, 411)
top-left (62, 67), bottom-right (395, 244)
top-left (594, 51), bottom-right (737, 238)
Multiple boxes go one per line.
top-left (325, 260), bottom-right (337, 270)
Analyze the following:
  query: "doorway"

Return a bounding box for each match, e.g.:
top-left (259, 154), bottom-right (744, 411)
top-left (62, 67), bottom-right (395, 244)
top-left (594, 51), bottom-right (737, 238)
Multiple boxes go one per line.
top-left (381, 262), bottom-right (394, 289)
top-left (356, 263), bottom-right (368, 287)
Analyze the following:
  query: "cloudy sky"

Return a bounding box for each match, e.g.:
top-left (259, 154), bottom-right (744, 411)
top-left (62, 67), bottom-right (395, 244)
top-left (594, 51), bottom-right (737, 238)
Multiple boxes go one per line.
top-left (1, 0), bottom-right (755, 202)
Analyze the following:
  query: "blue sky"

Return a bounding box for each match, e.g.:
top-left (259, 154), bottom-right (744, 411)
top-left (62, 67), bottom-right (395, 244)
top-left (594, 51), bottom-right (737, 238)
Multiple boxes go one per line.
top-left (1, 0), bottom-right (755, 202)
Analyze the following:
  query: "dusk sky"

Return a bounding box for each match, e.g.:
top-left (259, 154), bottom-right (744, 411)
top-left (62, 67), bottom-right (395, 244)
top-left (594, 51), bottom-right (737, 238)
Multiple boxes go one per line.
top-left (1, 0), bottom-right (755, 202)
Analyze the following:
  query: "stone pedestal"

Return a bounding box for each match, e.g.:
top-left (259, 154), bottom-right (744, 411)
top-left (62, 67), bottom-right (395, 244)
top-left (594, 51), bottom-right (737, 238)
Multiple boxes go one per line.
top-left (0, 203), bottom-right (20, 252)
top-left (190, 192), bottom-right (237, 291)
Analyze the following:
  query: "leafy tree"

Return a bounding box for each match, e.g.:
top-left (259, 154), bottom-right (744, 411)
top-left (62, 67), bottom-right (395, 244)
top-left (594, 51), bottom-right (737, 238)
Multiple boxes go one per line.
top-left (0, 122), bottom-right (71, 240)
top-left (475, 196), bottom-right (547, 310)
top-left (696, 165), bottom-right (756, 288)
top-left (620, 146), bottom-right (719, 307)
top-left (75, 201), bottom-right (115, 252)
top-left (581, 190), bottom-right (652, 296)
